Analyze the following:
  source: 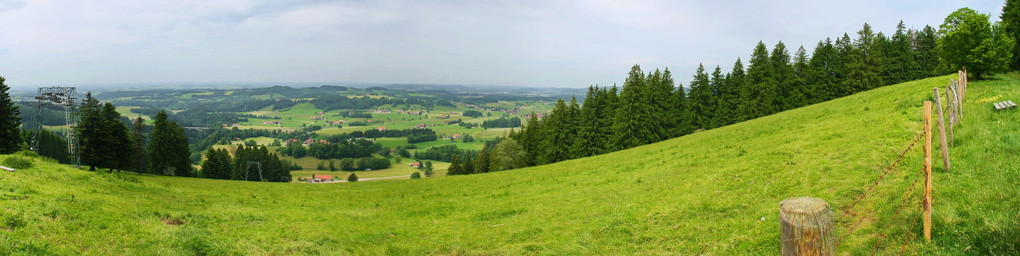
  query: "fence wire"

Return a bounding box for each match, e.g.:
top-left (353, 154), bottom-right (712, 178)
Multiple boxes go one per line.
top-left (834, 133), bottom-right (925, 249)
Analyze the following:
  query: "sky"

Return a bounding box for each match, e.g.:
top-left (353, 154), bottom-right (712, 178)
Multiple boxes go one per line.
top-left (0, 0), bottom-right (1007, 89)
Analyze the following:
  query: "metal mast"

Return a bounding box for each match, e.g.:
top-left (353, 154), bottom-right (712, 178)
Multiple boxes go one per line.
top-left (31, 87), bottom-right (80, 168)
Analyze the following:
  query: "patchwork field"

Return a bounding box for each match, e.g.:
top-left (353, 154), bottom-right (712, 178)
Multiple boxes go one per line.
top-left (1, 75), bottom-right (1017, 255)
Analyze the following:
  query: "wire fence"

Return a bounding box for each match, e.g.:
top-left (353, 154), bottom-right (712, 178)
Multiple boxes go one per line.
top-left (832, 132), bottom-right (926, 253)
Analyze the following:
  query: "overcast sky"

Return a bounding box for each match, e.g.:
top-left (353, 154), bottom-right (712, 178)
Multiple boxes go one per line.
top-left (0, 0), bottom-right (1006, 89)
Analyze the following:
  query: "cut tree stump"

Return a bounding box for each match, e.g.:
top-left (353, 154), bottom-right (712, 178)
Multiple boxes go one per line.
top-left (780, 196), bottom-right (835, 256)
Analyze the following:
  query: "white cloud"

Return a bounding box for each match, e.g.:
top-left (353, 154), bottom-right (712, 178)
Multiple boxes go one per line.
top-left (0, 0), bottom-right (1008, 88)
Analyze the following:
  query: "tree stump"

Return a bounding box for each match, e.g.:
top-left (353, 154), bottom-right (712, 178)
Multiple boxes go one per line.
top-left (780, 196), bottom-right (835, 256)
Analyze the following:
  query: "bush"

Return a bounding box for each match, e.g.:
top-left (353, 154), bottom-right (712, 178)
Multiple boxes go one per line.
top-left (2, 156), bottom-right (33, 169)
top-left (410, 172), bottom-right (421, 179)
top-left (347, 173), bottom-right (359, 182)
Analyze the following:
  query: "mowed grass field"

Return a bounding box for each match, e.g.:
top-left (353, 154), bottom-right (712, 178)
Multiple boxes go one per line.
top-left (1, 74), bottom-right (1018, 255)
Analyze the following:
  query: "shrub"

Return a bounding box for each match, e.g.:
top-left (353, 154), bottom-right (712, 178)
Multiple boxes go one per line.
top-left (2, 156), bottom-right (33, 169)
top-left (410, 172), bottom-right (421, 179)
top-left (347, 173), bottom-right (359, 182)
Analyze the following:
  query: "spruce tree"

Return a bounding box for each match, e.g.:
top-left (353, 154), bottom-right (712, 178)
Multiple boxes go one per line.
top-left (100, 103), bottom-right (133, 170)
top-left (739, 41), bottom-right (774, 121)
top-left (718, 58), bottom-right (745, 125)
top-left (646, 68), bottom-right (677, 139)
top-left (791, 46), bottom-right (812, 107)
top-left (770, 41), bottom-right (795, 111)
top-left (886, 21), bottom-right (917, 84)
top-left (77, 93), bottom-right (104, 171)
top-left (612, 65), bottom-right (658, 150)
top-left (914, 26), bottom-right (940, 79)
top-left (809, 39), bottom-right (841, 101)
top-left (131, 117), bottom-right (147, 173)
top-left (474, 148), bottom-right (491, 173)
top-left (149, 110), bottom-right (192, 176)
top-left (0, 76), bottom-right (22, 154)
top-left (687, 64), bottom-right (713, 129)
top-left (447, 154), bottom-right (462, 175)
top-left (707, 66), bottom-right (726, 128)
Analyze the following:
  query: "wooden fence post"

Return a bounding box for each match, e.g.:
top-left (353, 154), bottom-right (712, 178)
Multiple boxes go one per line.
top-left (932, 89), bottom-right (950, 172)
top-left (923, 101), bottom-right (933, 242)
top-left (780, 196), bottom-right (835, 256)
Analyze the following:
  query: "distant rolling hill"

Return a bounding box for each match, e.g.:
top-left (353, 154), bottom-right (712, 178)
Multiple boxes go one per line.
top-left (1, 74), bottom-right (1017, 255)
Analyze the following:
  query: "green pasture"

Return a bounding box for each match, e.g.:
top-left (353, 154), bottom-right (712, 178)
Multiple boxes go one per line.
top-left (1, 75), bottom-right (1016, 255)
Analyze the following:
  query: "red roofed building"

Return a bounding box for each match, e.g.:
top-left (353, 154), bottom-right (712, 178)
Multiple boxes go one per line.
top-left (377, 127), bottom-right (387, 131)
top-left (310, 175), bottom-right (334, 183)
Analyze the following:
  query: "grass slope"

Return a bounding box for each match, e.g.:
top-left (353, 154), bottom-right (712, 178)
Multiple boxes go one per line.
top-left (1, 75), bottom-right (1017, 255)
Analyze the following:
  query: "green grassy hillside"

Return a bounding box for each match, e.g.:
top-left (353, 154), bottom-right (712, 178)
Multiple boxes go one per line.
top-left (1, 75), bottom-right (1017, 255)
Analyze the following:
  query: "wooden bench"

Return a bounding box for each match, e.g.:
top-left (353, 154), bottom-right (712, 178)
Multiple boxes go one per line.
top-left (994, 100), bottom-right (1016, 110)
top-left (0, 166), bottom-right (14, 172)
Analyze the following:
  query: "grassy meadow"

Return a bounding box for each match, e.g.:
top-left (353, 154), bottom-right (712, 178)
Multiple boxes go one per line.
top-left (0, 74), bottom-right (1017, 255)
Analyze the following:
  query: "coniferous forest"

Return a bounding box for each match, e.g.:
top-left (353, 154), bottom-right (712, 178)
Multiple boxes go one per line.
top-left (445, 8), bottom-right (1017, 175)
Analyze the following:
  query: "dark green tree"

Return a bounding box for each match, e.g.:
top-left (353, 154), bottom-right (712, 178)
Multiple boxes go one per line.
top-left (938, 8), bottom-right (1015, 78)
top-left (770, 41), bottom-right (795, 111)
top-left (77, 93), bottom-right (104, 171)
top-left (612, 65), bottom-right (658, 150)
top-left (739, 41), bottom-right (774, 120)
top-left (347, 173), bottom-right (358, 182)
top-left (914, 26), bottom-right (940, 79)
top-left (447, 154), bottom-right (462, 175)
top-left (687, 64), bottom-right (713, 129)
top-left (131, 117), bottom-right (147, 173)
top-left (1001, 0), bottom-right (1020, 69)
top-left (886, 21), bottom-right (917, 84)
top-left (100, 103), bottom-right (134, 170)
top-left (201, 148), bottom-right (233, 179)
top-left (148, 110), bottom-right (192, 176)
top-left (423, 161), bottom-right (434, 177)
top-left (474, 147), bottom-right (491, 173)
top-left (790, 46), bottom-right (812, 107)
top-left (809, 39), bottom-right (842, 102)
top-left (0, 76), bottom-right (21, 154)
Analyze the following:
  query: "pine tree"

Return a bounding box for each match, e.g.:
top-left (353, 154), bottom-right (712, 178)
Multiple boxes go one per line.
top-left (791, 46), bottom-right (812, 107)
top-left (447, 154), bottom-right (462, 175)
top-left (77, 93), bottom-right (104, 171)
top-left (612, 65), bottom-right (658, 150)
top-left (914, 26), bottom-right (940, 79)
top-left (707, 66), bottom-right (725, 129)
top-left (770, 41), bottom-right (795, 111)
top-left (687, 64), bottom-right (713, 129)
top-left (100, 103), bottom-right (133, 171)
top-left (149, 110), bottom-right (192, 176)
top-left (201, 148), bottom-right (233, 179)
top-left (131, 117), bottom-right (147, 173)
top-left (474, 147), bottom-right (491, 173)
top-left (739, 41), bottom-right (774, 120)
top-left (646, 68), bottom-right (677, 139)
top-left (810, 39), bottom-right (842, 101)
top-left (886, 21), bottom-right (917, 84)
top-left (718, 58), bottom-right (745, 125)
top-left (0, 76), bottom-right (22, 154)
top-left (573, 86), bottom-right (600, 158)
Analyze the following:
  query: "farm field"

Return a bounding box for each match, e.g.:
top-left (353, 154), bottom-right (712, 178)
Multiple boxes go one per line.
top-left (1, 74), bottom-right (1017, 254)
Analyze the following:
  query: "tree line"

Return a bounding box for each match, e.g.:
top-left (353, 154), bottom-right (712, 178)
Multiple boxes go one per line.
top-left (451, 7), bottom-right (1018, 174)
top-left (200, 144), bottom-right (292, 182)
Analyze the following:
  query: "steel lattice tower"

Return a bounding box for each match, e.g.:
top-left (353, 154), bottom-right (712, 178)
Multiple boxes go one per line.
top-left (31, 87), bottom-right (80, 168)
